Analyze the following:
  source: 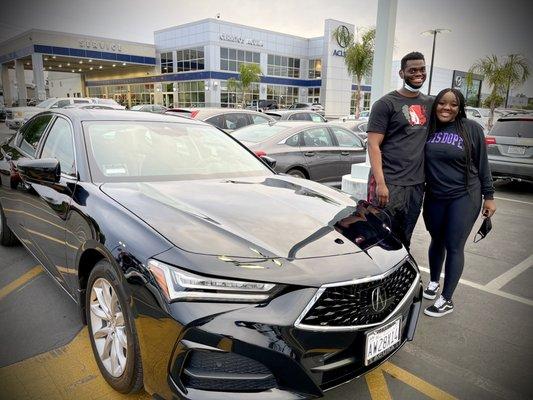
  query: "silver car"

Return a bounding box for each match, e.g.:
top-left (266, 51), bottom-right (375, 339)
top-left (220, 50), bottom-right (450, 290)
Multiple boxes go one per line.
top-left (264, 110), bottom-right (327, 122)
top-left (487, 114), bottom-right (533, 183)
top-left (233, 121), bottom-right (367, 187)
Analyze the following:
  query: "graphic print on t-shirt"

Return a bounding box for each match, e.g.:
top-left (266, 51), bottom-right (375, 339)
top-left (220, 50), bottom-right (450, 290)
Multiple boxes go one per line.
top-left (427, 131), bottom-right (464, 150)
top-left (401, 104), bottom-right (427, 126)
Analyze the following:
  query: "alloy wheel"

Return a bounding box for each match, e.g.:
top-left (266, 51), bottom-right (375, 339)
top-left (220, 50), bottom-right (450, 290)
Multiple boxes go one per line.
top-left (89, 278), bottom-right (128, 377)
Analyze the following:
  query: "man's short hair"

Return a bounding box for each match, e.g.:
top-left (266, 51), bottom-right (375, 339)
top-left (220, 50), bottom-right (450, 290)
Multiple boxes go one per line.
top-left (401, 52), bottom-right (425, 70)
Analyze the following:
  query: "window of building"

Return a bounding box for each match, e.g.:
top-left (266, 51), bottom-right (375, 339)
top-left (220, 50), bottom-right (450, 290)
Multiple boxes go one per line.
top-left (130, 84), bottom-right (155, 106)
top-left (308, 59), bottom-right (321, 79)
top-left (176, 80), bottom-right (205, 107)
top-left (266, 84), bottom-right (299, 108)
top-left (267, 54), bottom-right (300, 78)
top-left (308, 87), bottom-right (320, 104)
top-left (107, 85), bottom-right (128, 106)
top-left (176, 47), bottom-right (205, 72)
top-left (350, 91), bottom-right (371, 115)
top-left (220, 81), bottom-right (259, 108)
top-left (88, 86), bottom-right (106, 98)
top-left (220, 48), bottom-right (260, 72)
top-left (161, 52), bottom-right (173, 74)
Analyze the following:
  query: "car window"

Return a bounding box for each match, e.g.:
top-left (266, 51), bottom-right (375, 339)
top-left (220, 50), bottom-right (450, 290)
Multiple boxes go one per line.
top-left (289, 113), bottom-right (311, 121)
top-left (302, 127), bottom-right (334, 147)
top-left (285, 134), bottom-right (300, 147)
top-left (223, 113), bottom-right (250, 130)
top-left (310, 114), bottom-right (325, 122)
top-left (52, 99), bottom-right (71, 108)
top-left (40, 117), bottom-right (76, 176)
top-left (331, 127), bottom-right (363, 148)
top-left (357, 123), bottom-right (368, 132)
top-left (205, 115), bottom-right (225, 130)
top-left (17, 114), bottom-right (54, 156)
top-left (233, 124), bottom-right (288, 143)
top-left (491, 119), bottom-right (533, 138)
top-left (73, 99), bottom-right (90, 104)
top-left (251, 114), bottom-right (271, 124)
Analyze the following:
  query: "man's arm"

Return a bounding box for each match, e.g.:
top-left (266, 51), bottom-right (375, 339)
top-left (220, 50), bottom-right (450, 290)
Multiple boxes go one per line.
top-left (367, 132), bottom-right (389, 206)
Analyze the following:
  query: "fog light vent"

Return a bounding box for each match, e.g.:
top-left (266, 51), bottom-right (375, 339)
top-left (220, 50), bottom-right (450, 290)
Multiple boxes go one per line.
top-left (182, 351), bottom-right (277, 392)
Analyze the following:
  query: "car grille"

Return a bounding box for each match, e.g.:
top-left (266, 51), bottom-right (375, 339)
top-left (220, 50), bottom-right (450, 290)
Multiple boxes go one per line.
top-left (297, 259), bottom-right (418, 329)
top-left (181, 351), bottom-right (277, 392)
top-left (6, 110), bottom-right (13, 120)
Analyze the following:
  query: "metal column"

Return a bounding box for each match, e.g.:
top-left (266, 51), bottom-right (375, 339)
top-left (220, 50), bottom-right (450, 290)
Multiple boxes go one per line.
top-left (31, 53), bottom-right (46, 101)
top-left (14, 59), bottom-right (27, 105)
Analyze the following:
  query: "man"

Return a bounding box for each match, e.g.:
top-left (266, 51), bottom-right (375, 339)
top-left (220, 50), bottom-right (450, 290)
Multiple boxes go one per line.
top-left (367, 52), bottom-right (433, 250)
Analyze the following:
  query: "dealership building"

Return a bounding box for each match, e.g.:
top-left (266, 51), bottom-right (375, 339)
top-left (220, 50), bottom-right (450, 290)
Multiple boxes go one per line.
top-left (0, 18), bottom-right (482, 116)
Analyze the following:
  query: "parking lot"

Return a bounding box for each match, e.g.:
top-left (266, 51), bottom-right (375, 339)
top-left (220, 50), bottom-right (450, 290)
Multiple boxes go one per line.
top-left (0, 123), bottom-right (532, 400)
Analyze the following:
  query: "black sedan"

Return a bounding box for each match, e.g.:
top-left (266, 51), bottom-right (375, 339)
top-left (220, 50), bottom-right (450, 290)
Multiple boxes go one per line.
top-left (0, 109), bottom-right (422, 399)
top-left (234, 122), bottom-right (367, 187)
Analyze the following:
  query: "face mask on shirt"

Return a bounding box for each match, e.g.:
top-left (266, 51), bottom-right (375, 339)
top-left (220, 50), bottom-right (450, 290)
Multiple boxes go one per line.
top-left (403, 80), bottom-right (421, 93)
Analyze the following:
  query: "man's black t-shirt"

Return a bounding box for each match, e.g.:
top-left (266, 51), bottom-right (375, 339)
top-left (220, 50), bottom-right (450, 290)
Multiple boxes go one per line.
top-left (367, 91), bottom-right (433, 186)
top-left (425, 118), bottom-right (495, 199)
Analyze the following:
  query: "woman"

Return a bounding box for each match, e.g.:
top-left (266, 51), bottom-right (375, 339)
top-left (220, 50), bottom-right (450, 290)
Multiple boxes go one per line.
top-left (423, 88), bottom-right (496, 317)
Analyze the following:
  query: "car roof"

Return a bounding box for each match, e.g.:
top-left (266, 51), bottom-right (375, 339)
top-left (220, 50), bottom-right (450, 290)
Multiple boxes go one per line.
top-left (265, 110), bottom-right (320, 115)
top-left (43, 109), bottom-right (209, 126)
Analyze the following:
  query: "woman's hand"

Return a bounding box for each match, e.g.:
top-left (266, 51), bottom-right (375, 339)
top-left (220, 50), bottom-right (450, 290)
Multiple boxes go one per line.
top-left (482, 199), bottom-right (496, 218)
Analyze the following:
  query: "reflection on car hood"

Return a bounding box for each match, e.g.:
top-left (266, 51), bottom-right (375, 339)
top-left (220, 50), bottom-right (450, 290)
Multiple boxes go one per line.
top-left (100, 176), bottom-right (398, 260)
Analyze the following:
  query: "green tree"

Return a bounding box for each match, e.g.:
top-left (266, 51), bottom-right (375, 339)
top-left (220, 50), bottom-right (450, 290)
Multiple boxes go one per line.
top-left (227, 63), bottom-right (262, 108)
top-left (333, 26), bottom-right (375, 118)
top-left (468, 54), bottom-right (529, 128)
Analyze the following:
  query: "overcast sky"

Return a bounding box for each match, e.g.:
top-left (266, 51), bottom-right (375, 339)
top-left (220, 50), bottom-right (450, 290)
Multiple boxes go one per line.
top-left (1, 0), bottom-right (531, 96)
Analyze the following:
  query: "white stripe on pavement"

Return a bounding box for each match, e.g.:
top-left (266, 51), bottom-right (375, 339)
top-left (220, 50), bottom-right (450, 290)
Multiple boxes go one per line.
top-left (493, 196), bottom-right (533, 206)
top-left (485, 254), bottom-right (533, 290)
top-left (418, 265), bottom-right (533, 307)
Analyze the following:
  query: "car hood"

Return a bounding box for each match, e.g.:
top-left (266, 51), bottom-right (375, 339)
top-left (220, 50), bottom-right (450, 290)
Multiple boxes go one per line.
top-left (100, 175), bottom-right (399, 261)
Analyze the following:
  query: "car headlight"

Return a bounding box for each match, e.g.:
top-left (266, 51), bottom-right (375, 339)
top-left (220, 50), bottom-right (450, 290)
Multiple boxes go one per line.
top-left (14, 112), bottom-right (23, 118)
top-left (147, 259), bottom-right (279, 303)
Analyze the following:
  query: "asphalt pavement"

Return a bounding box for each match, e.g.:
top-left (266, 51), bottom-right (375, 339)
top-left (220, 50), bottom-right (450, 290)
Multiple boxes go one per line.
top-left (0, 122), bottom-right (532, 400)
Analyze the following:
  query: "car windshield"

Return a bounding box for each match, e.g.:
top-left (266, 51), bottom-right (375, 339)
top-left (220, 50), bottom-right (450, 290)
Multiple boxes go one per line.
top-left (479, 109), bottom-right (491, 117)
top-left (83, 121), bottom-right (272, 182)
top-left (233, 124), bottom-right (287, 143)
top-left (36, 98), bottom-right (58, 108)
top-left (491, 119), bottom-right (533, 138)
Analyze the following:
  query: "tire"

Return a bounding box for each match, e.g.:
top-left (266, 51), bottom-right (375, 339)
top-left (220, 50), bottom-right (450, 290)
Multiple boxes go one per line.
top-left (0, 203), bottom-right (19, 246)
top-left (86, 260), bottom-right (143, 394)
top-left (287, 168), bottom-right (307, 179)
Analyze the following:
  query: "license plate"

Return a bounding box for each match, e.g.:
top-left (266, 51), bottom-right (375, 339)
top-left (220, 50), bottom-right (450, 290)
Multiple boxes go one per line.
top-left (508, 146), bottom-right (526, 155)
top-left (365, 318), bottom-right (401, 365)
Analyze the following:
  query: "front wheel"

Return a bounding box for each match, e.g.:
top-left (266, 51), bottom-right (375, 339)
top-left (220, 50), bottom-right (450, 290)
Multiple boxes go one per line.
top-left (86, 260), bottom-right (143, 393)
top-left (287, 168), bottom-right (307, 179)
top-left (0, 203), bottom-right (19, 246)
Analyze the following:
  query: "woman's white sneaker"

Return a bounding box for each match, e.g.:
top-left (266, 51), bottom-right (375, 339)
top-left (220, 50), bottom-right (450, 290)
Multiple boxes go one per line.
top-left (423, 281), bottom-right (440, 300)
top-left (424, 295), bottom-right (454, 317)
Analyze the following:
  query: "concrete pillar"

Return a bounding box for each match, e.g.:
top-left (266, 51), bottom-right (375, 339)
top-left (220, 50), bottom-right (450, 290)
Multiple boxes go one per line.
top-left (15, 59), bottom-right (27, 105)
top-left (1, 64), bottom-right (13, 106)
top-left (342, 0), bottom-right (398, 198)
top-left (31, 53), bottom-right (46, 101)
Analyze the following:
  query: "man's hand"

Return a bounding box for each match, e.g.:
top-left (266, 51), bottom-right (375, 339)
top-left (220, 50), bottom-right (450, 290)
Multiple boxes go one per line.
top-left (376, 182), bottom-right (389, 207)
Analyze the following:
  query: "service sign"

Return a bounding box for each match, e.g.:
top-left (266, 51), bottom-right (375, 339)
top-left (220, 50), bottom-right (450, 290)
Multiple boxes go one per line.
top-left (79, 40), bottom-right (123, 53)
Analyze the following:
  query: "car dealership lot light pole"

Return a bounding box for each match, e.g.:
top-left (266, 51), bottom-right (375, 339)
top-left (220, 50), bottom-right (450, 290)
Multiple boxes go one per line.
top-left (421, 28), bottom-right (451, 95)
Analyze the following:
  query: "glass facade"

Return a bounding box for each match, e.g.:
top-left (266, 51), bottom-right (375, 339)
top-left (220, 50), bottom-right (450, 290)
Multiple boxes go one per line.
top-left (220, 81), bottom-right (259, 108)
top-left (350, 92), bottom-right (371, 114)
top-left (176, 47), bottom-right (205, 72)
top-left (220, 47), bottom-right (260, 72)
top-left (130, 84), bottom-right (154, 106)
top-left (266, 84), bottom-right (299, 108)
top-left (107, 85), bottom-right (128, 106)
top-left (87, 86), bottom-right (106, 98)
top-left (308, 87), bottom-right (320, 103)
top-left (267, 55), bottom-right (300, 78)
top-left (161, 52), bottom-right (173, 74)
top-left (176, 80), bottom-right (205, 107)
top-left (308, 59), bottom-right (321, 79)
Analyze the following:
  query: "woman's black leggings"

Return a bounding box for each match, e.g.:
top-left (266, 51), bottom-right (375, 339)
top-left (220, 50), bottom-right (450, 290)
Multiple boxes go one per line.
top-left (423, 188), bottom-right (482, 300)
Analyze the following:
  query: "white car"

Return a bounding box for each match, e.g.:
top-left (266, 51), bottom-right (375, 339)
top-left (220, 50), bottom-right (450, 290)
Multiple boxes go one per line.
top-left (5, 97), bottom-right (124, 129)
top-left (465, 107), bottom-right (504, 133)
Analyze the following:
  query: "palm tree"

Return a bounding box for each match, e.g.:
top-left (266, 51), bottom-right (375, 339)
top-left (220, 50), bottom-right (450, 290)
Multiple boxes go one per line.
top-left (468, 54), bottom-right (529, 128)
top-left (227, 63), bottom-right (262, 108)
top-left (333, 26), bottom-right (375, 118)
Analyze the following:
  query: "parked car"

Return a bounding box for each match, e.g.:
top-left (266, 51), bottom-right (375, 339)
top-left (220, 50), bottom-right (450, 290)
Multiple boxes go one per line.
top-left (486, 114), bottom-right (533, 182)
top-left (90, 98), bottom-right (127, 110)
top-left (247, 99), bottom-right (279, 112)
top-left (233, 121), bottom-right (367, 186)
top-left (131, 104), bottom-right (168, 113)
top-left (329, 119), bottom-right (368, 141)
top-left (288, 102), bottom-right (325, 116)
top-left (166, 107), bottom-right (275, 133)
top-left (264, 109), bottom-right (327, 122)
top-left (64, 104), bottom-right (117, 110)
top-left (0, 109), bottom-right (422, 399)
top-left (340, 110), bottom-right (370, 122)
top-left (465, 107), bottom-right (505, 133)
top-left (6, 97), bottom-right (97, 130)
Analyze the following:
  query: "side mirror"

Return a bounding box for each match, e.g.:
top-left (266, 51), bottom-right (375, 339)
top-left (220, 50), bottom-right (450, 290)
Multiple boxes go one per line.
top-left (17, 158), bottom-right (61, 183)
top-left (260, 156), bottom-right (277, 169)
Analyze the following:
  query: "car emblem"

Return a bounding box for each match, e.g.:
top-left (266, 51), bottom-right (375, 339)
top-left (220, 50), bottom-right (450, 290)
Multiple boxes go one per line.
top-left (371, 287), bottom-right (387, 313)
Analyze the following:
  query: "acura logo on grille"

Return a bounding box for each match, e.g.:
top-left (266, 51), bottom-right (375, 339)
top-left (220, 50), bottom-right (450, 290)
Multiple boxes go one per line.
top-left (371, 287), bottom-right (387, 312)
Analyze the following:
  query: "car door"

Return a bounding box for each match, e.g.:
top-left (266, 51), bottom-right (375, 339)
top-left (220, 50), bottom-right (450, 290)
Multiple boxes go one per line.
top-left (329, 126), bottom-right (366, 177)
top-left (0, 114), bottom-right (54, 243)
top-left (299, 126), bottom-right (340, 183)
top-left (18, 115), bottom-right (78, 290)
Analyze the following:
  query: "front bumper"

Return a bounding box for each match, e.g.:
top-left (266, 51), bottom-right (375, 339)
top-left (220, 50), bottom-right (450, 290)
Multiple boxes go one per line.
top-left (133, 274), bottom-right (423, 399)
